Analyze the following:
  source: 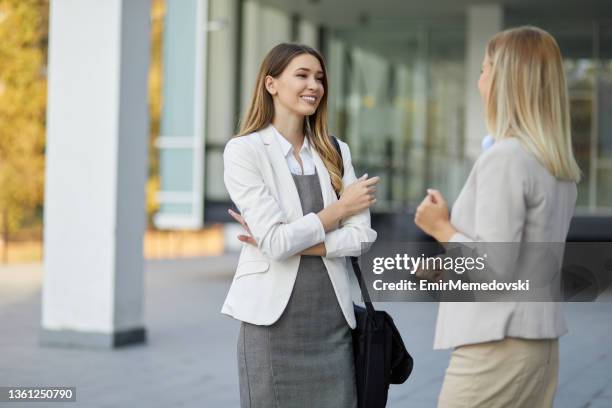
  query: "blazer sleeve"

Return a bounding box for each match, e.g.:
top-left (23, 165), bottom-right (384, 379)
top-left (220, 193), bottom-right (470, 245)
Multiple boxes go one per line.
top-left (223, 138), bottom-right (325, 261)
top-left (323, 141), bottom-right (378, 258)
top-left (448, 143), bottom-right (528, 281)
top-left (450, 144), bottom-right (527, 243)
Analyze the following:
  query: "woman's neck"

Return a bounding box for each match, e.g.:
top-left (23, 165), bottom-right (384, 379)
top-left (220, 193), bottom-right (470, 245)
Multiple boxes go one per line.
top-left (272, 113), bottom-right (305, 150)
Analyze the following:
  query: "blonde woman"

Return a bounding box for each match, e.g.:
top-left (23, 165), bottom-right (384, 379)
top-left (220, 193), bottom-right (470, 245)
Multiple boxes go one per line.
top-left (414, 27), bottom-right (580, 407)
top-left (222, 43), bottom-right (378, 407)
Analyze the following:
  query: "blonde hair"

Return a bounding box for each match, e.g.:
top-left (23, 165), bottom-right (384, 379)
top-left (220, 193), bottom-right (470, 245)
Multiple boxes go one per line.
top-left (237, 43), bottom-right (344, 195)
top-left (485, 26), bottom-right (581, 182)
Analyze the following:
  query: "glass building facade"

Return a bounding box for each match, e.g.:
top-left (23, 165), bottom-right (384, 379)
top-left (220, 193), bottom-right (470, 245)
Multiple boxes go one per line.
top-left (155, 0), bottom-right (612, 235)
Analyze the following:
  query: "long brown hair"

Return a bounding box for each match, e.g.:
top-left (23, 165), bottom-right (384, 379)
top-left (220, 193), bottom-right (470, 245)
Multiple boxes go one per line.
top-left (238, 43), bottom-right (344, 195)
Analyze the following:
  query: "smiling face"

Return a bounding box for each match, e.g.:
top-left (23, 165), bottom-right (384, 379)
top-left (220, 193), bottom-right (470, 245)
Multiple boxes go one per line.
top-left (265, 53), bottom-right (325, 118)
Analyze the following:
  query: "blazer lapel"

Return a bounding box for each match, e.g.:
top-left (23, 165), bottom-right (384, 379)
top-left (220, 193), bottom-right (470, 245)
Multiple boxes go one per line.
top-left (310, 144), bottom-right (335, 208)
top-left (259, 125), bottom-right (303, 219)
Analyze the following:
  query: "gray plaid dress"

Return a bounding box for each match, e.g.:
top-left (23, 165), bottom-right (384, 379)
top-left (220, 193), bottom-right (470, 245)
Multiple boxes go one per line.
top-left (237, 172), bottom-right (357, 408)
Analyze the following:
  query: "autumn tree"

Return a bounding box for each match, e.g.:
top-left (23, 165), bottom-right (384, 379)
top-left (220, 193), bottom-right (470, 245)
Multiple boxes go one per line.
top-left (147, 0), bottom-right (165, 228)
top-left (0, 0), bottom-right (48, 263)
top-left (0, 0), bottom-right (163, 263)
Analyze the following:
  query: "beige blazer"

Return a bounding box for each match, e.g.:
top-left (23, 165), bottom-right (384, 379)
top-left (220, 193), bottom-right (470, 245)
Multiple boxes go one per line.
top-left (221, 125), bottom-right (377, 328)
top-left (434, 137), bottom-right (577, 349)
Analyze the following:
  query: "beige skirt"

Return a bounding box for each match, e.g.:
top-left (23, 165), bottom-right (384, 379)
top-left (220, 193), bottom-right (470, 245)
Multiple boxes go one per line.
top-left (438, 337), bottom-right (559, 408)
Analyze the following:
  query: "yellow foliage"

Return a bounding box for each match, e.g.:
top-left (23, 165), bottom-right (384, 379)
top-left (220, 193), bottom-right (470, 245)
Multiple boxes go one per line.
top-left (0, 0), bottom-right (48, 239)
top-left (147, 0), bottom-right (165, 228)
top-left (0, 0), bottom-right (165, 247)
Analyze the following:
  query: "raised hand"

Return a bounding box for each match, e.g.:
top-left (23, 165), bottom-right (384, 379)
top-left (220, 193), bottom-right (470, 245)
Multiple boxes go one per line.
top-left (414, 189), bottom-right (456, 242)
top-left (338, 174), bottom-right (380, 217)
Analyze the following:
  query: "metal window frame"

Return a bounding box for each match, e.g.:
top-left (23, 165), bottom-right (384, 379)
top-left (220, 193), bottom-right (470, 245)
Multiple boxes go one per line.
top-left (154, 0), bottom-right (208, 230)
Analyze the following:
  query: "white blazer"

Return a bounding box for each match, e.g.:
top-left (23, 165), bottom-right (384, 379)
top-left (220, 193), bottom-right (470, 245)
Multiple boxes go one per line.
top-left (221, 124), bottom-right (377, 328)
top-left (434, 137), bottom-right (577, 349)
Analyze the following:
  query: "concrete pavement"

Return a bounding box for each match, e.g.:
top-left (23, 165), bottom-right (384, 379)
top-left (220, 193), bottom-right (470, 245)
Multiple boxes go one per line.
top-left (0, 258), bottom-right (611, 407)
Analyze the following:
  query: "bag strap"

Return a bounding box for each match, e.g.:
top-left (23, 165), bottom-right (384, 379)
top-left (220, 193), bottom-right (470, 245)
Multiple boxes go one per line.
top-left (329, 136), bottom-right (377, 319)
top-left (350, 256), bottom-right (377, 318)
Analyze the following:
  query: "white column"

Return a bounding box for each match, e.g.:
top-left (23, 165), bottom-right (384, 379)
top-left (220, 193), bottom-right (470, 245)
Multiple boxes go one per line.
top-left (41, 0), bottom-right (151, 348)
top-left (464, 4), bottom-right (503, 161)
top-left (298, 19), bottom-right (318, 48)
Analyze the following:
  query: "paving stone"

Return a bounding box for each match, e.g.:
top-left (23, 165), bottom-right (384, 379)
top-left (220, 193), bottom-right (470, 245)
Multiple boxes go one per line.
top-left (1, 260), bottom-right (611, 407)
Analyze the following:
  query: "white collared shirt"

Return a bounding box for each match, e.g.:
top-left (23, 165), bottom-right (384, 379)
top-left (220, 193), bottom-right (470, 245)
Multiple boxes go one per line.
top-left (272, 126), bottom-right (316, 175)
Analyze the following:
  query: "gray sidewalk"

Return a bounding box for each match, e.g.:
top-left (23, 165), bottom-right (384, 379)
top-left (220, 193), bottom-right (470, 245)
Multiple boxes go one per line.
top-left (1, 259), bottom-right (611, 408)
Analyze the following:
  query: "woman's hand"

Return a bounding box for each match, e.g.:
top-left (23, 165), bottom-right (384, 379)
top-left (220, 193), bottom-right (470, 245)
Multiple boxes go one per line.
top-left (317, 174), bottom-right (379, 232)
top-left (415, 264), bottom-right (443, 282)
top-left (414, 189), bottom-right (457, 242)
top-left (228, 209), bottom-right (257, 246)
top-left (229, 208), bottom-right (327, 256)
top-left (338, 174), bottom-right (380, 218)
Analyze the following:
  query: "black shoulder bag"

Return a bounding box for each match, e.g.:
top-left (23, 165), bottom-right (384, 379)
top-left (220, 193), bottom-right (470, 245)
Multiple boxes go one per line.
top-left (330, 136), bottom-right (414, 408)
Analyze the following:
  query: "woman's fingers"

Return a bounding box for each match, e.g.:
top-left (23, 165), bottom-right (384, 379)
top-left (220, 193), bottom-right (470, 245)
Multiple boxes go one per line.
top-left (228, 209), bottom-right (242, 222)
top-left (418, 195), bottom-right (431, 208)
top-left (416, 266), bottom-right (442, 281)
top-left (228, 209), bottom-right (252, 233)
top-left (237, 234), bottom-right (257, 246)
top-left (427, 189), bottom-right (445, 205)
top-left (228, 208), bottom-right (243, 223)
top-left (363, 176), bottom-right (380, 186)
top-left (338, 175), bottom-right (382, 215)
top-left (227, 210), bottom-right (247, 228)
top-left (350, 175), bottom-right (379, 190)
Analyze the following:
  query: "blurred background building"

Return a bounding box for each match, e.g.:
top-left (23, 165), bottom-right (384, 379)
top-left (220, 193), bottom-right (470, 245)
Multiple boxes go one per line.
top-left (1, 0), bottom-right (611, 266)
top-left (154, 0), bottom-right (612, 243)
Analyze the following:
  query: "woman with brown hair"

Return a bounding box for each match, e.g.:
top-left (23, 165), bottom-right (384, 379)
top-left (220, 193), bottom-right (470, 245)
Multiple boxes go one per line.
top-left (414, 26), bottom-right (580, 407)
top-left (222, 43), bottom-right (379, 407)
